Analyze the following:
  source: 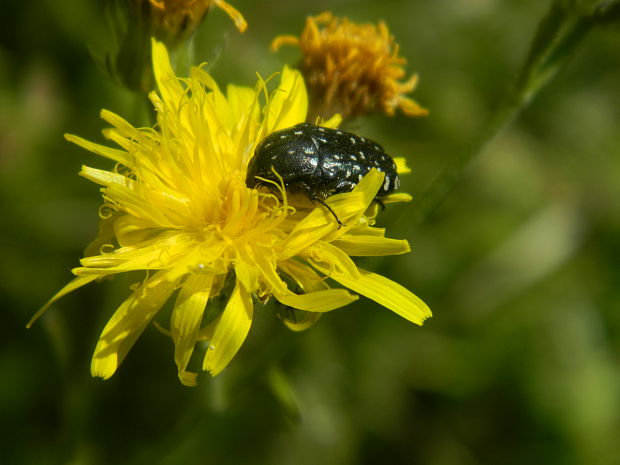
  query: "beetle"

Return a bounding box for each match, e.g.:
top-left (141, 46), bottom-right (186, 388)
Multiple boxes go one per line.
top-left (245, 123), bottom-right (400, 225)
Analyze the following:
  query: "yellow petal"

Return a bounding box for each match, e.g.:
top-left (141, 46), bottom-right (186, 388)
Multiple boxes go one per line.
top-left (393, 157), bottom-right (411, 174)
top-left (351, 169), bottom-right (384, 209)
top-left (171, 274), bottom-right (213, 386)
top-left (276, 288), bottom-right (357, 312)
top-left (332, 235), bottom-right (410, 256)
top-left (250, 247), bottom-right (290, 295)
top-left (279, 259), bottom-right (328, 292)
top-left (76, 232), bottom-right (195, 275)
top-left (235, 254), bottom-right (259, 291)
top-left (151, 39), bottom-right (185, 109)
top-left (27, 274), bottom-right (101, 328)
top-left (212, 0), bottom-right (248, 33)
top-left (65, 134), bottom-right (131, 166)
top-left (281, 210), bottom-right (337, 259)
top-left (84, 211), bottom-right (121, 257)
top-left (311, 264), bottom-right (432, 325)
top-left (91, 270), bottom-right (178, 379)
top-left (203, 280), bottom-right (253, 376)
top-left (302, 241), bottom-right (361, 279)
top-left (80, 165), bottom-right (132, 188)
top-left (317, 113), bottom-right (342, 128)
top-left (277, 259), bottom-right (330, 331)
top-left (281, 191), bottom-right (367, 259)
top-left (265, 66), bottom-right (307, 133)
top-left (379, 192), bottom-right (413, 204)
top-left (114, 215), bottom-right (161, 248)
top-left (100, 109), bottom-right (144, 142)
top-left (270, 34), bottom-right (299, 51)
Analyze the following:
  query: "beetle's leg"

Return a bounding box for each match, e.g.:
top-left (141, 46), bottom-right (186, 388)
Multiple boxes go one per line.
top-left (296, 181), bottom-right (344, 228)
top-left (313, 197), bottom-right (344, 229)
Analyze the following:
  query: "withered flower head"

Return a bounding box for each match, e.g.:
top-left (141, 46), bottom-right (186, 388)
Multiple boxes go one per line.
top-left (272, 12), bottom-right (428, 122)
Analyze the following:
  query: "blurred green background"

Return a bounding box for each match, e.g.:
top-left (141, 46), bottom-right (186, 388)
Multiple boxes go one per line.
top-left (2, 1), bottom-right (620, 464)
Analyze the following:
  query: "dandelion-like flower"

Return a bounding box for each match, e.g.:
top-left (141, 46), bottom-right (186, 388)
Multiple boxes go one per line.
top-left (30, 40), bottom-right (431, 386)
top-left (272, 12), bottom-right (428, 121)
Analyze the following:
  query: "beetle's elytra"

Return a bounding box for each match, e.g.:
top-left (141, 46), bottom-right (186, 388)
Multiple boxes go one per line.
top-left (246, 123), bottom-right (400, 224)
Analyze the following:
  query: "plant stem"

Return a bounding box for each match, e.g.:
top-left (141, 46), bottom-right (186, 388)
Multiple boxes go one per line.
top-left (404, 1), bottom-right (609, 231)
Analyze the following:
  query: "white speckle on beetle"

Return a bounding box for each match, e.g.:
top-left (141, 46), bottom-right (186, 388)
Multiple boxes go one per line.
top-left (334, 155), bottom-right (341, 160)
top-left (318, 127), bottom-right (325, 132)
top-left (346, 169), bottom-right (352, 177)
top-left (358, 174), bottom-right (363, 182)
top-left (350, 137), bottom-right (357, 144)
top-left (350, 154), bottom-right (357, 161)
top-left (395, 177), bottom-right (400, 189)
top-left (304, 147), bottom-right (315, 154)
top-left (280, 134), bottom-right (287, 139)
top-left (311, 137), bottom-right (320, 149)
top-left (384, 176), bottom-right (390, 191)
top-left (287, 150), bottom-right (295, 155)
top-left (271, 155), bottom-right (278, 160)
top-left (336, 130), bottom-right (343, 135)
top-left (374, 145), bottom-right (381, 151)
top-left (294, 130), bottom-right (303, 135)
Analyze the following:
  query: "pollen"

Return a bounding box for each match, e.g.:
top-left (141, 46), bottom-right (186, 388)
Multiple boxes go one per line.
top-left (271, 11), bottom-right (428, 121)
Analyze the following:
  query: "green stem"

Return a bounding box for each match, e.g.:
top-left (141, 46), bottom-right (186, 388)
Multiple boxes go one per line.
top-left (403, 2), bottom-right (606, 230)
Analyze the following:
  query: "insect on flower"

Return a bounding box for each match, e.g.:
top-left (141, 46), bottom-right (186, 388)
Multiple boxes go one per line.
top-left (29, 41), bottom-right (431, 386)
top-left (246, 123), bottom-right (400, 226)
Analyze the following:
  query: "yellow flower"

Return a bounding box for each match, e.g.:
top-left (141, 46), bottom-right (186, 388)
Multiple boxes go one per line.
top-left (272, 12), bottom-right (428, 121)
top-left (30, 40), bottom-right (431, 386)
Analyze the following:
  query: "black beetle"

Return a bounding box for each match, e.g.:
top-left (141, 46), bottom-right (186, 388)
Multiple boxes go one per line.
top-left (246, 123), bottom-right (400, 225)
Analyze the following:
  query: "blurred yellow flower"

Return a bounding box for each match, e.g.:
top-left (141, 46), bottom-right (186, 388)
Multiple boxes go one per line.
top-left (146, 0), bottom-right (247, 40)
top-left (272, 12), bottom-right (428, 121)
top-left (108, 0), bottom-right (246, 92)
top-left (30, 40), bottom-right (430, 386)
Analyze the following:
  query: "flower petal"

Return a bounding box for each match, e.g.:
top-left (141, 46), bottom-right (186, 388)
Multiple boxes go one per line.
top-left (310, 264), bottom-right (432, 325)
top-left (76, 232), bottom-right (196, 275)
top-left (65, 134), bottom-right (131, 166)
top-left (151, 39), bottom-right (185, 109)
top-left (265, 66), bottom-right (307, 133)
top-left (171, 274), bottom-right (214, 386)
top-left (277, 259), bottom-right (329, 331)
top-left (276, 288), bottom-right (357, 312)
top-left (350, 168), bottom-right (384, 209)
top-left (91, 270), bottom-right (178, 379)
top-left (212, 0), bottom-right (248, 33)
top-left (379, 192), bottom-right (413, 204)
top-left (279, 259), bottom-right (328, 292)
top-left (332, 235), bottom-right (410, 256)
top-left (393, 156), bottom-right (411, 174)
top-left (203, 280), bottom-right (253, 376)
top-left (27, 274), bottom-right (102, 328)
top-left (303, 241), bottom-right (360, 279)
